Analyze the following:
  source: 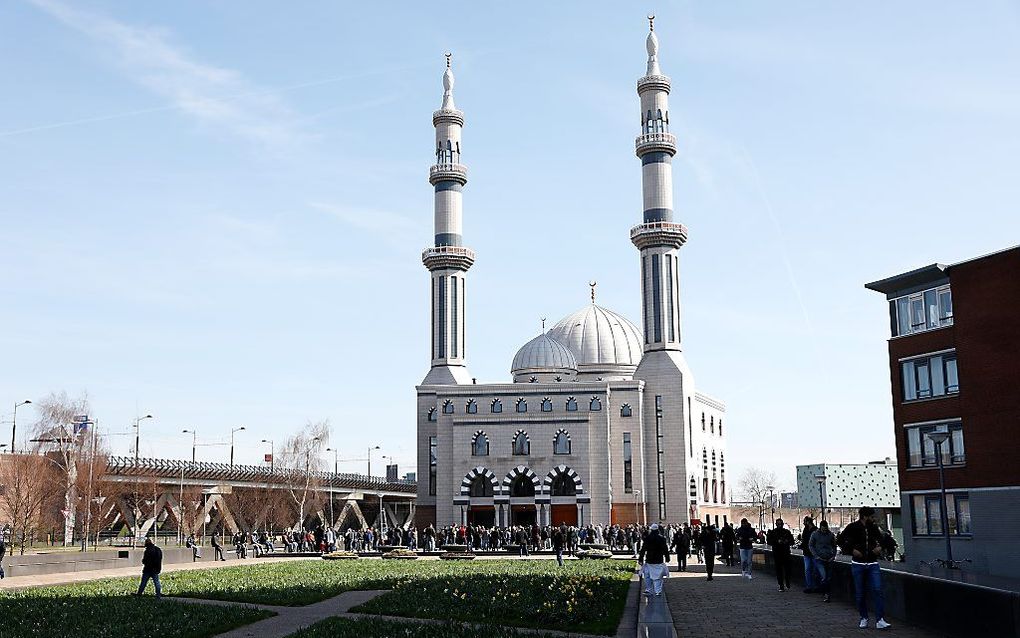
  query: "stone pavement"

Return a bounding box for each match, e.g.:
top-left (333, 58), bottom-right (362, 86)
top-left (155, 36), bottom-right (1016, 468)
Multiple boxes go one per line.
top-left (664, 562), bottom-right (948, 637)
top-left (0, 554), bottom-right (315, 590)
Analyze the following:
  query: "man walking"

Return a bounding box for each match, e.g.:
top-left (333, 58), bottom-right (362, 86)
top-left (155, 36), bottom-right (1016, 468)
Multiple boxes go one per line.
top-left (698, 524), bottom-right (719, 581)
top-left (809, 520), bottom-right (837, 603)
top-left (135, 537), bottom-right (163, 599)
top-left (736, 518), bottom-right (756, 579)
top-left (552, 525), bottom-right (566, 567)
top-left (720, 522), bottom-right (735, 566)
top-left (839, 507), bottom-right (891, 630)
top-left (670, 524), bottom-right (690, 572)
top-left (800, 516), bottom-right (818, 593)
top-left (211, 530), bottom-right (225, 561)
top-left (766, 518), bottom-right (794, 591)
top-left (638, 524), bottom-right (670, 597)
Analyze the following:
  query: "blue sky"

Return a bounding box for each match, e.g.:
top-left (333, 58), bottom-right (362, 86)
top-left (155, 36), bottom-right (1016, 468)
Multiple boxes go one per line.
top-left (1, 1), bottom-right (1018, 491)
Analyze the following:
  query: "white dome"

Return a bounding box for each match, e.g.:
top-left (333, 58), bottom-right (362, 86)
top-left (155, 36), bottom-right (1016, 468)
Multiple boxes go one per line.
top-left (547, 304), bottom-right (643, 373)
top-left (511, 333), bottom-right (577, 374)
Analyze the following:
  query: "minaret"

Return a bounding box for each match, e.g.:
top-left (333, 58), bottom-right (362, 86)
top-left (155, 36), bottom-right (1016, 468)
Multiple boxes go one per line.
top-left (422, 54), bottom-right (474, 385)
top-left (631, 17), bottom-right (695, 525)
top-left (631, 15), bottom-right (687, 352)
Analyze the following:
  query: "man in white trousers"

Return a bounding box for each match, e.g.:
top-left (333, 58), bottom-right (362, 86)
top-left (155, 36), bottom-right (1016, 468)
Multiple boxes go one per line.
top-left (638, 524), bottom-right (671, 596)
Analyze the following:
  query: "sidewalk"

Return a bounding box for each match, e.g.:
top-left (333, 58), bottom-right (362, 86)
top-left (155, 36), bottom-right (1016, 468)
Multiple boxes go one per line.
top-left (0, 555), bottom-right (314, 591)
top-left (664, 562), bottom-right (948, 637)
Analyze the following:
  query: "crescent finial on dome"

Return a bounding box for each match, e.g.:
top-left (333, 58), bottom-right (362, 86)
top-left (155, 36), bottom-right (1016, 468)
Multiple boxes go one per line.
top-left (441, 52), bottom-right (456, 110)
top-left (645, 16), bottom-right (661, 75)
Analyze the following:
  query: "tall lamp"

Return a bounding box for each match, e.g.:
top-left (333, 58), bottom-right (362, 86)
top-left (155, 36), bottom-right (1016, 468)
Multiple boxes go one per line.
top-left (815, 474), bottom-right (827, 523)
top-left (230, 426), bottom-right (246, 469)
top-left (11, 400), bottom-right (31, 453)
top-left (926, 430), bottom-right (954, 566)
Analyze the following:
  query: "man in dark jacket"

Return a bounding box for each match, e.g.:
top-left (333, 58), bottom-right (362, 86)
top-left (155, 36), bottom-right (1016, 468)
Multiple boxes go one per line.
top-left (800, 516), bottom-right (818, 593)
top-left (736, 518), bottom-right (757, 579)
top-left (136, 537), bottom-right (163, 598)
top-left (638, 524), bottom-right (670, 596)
top-left (720, 523), bottom-right (736, 566)
top-left (670, 525), bottom-right (690, 572)
top-left (698, 524), bottom-right (719, 581)
top-left (766, 519), bottom-right (794, 591)
top-left (838, 507), bottom-right (891, 630)
top-left (552, 525), bottom-right (566, 567)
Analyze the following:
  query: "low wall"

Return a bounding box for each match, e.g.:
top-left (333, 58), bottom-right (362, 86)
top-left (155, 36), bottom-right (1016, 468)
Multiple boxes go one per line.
top-left (754, 549), bottom-right (1020, 638)
top-left (2, 545), bottom-right (250, 578)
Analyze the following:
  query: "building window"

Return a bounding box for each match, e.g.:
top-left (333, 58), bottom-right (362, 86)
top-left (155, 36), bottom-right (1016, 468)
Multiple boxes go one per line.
top-left (701, 412), bottom-right (706, 432)
top-left (442, 400), bottom-right (454, 414)
top-left (554, 429), bottom-right (571, 455)
top-left (620, 403), bottom-right (632, 417)
top-left (491, 398), bottom-right (502, 414)
top-left (428, 436), bottom-right (437, 496)
top-left (541, 397), bottom-right (552, 412)
top-left (589, 396), bottom-right (602, 411)
top-left (891, 285), bottom-right (953, 337)
top-left (902, 351), bottom-right (959, 401)
top-left (906, 420), bottom-right (965, 468)
top-left (512, 430), bottom-right (530, 456)
top-left (623, 433), bottom-right (633, 493)
top-left (469, 475), bottom-right (493, 497)
top-left (911, 492), bottom-right (971, 536)
top-left (551, 473), bottom-right (576, 496)
top-left (710, 416), bottom-right (714, 434)
top-left (427, 407), bottom-right (437, 422)
top-left (466, 399), bottom-right (477, 414)
top-left (516, 398), bottom-right (527, 413)
top-left (472, 431), bottom-right (489, 457)
top-left (510, 474), bottom-right (535, 497)
top-left (719, 419), bottom-right (723, 436)
top-left (566, 397), bottom-right (578, 412)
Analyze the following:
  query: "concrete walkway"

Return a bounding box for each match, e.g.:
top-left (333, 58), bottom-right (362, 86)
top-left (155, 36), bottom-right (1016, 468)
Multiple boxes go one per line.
top-left (0, 555), bottom-right (315, 591)
top-left (664, 562), bottom-right (947, 637)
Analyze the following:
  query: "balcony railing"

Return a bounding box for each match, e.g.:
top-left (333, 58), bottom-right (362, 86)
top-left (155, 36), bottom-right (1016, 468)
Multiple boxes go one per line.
top-left (429, 163), bottom-right (468, 185)
top-left (635, 132), bottom-right (677, 156)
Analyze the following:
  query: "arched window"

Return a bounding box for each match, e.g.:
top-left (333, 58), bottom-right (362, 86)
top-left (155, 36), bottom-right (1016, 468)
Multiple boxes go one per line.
top-left (589, 396), bottom-right (602, 411)
top-left (541, 397), bottom-right (552, 412)
top-left (427, 407), bottom-right (437, 422)
top-left (566, 397), bottom-right (578, 412)
top-left (712, 479), bottom-right (718, 503)
top-left (442, 400), bottom-right (454, 414)
top-left (491, 398), bottom-right (502, 414)
top-left (719, 419), bottom-right (723, 436)
top-left (510, 474), bottom-right (535, 497)
top-left (710, 416), bottom-right (714, 434)
top-left (620, 403), bottom-right (632, 417)
top-left (646, 109), bottom-right (653, 133)
top-left (472, 431), bottom-right (489, 456)
top-left (466, 399), bottom-right (477, 414)
top-left (551, 473), bottom-right (577, 496)
top-left (454, 141), bottom-right (461, 163)
top-left (701, 412), bottom-right (706, 431)
top-left (656, 108), bottom-right (664, 132)
top-left (445, 139), bottom-right (453, 163)
top-left (720, 480), bottom-right (726, 504)
top-left (470, 475), bottom-right (493, 497)
top-left (689, 476), bottom-right (698, 499)
top-left (703, 477), bottom-right (709, 499)
top-left (516, 398), bottom-right (527, 413)
top-left (512, 430), bottom-right (530, 455)
top-left (553, 429), bottom-right (571, 455)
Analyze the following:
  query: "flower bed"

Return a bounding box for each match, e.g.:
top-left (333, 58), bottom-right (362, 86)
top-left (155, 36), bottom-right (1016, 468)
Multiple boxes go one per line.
top-left (321, 551), bottom-right (359, 560)
top-left (381, 548), bottom-right (419, 559)
top-left (351, 560), bottom-right (634, 635)
top-left (285, 616), bottom-right (564, 638)
top-left (576, 549), bottom-right (614, 559)
top-left (439, 552), bottom-right (477, 560)
top-left (0, 576), bottom-right (272, 638)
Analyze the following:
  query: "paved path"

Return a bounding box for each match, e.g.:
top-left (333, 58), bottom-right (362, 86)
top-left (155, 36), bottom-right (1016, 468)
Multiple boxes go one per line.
top-left (0, 555), bottom-right (315, 591)
top-left (664, 562), bottom-right (947, 637)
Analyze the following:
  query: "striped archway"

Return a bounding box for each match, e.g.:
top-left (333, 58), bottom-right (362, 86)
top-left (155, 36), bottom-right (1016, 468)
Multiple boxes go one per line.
top-left (502, 465), bottom-right (540, 496)
top-left (544, 464), bottom-right (584, 496)
top-left (460, 467), bottom-right (499, 497)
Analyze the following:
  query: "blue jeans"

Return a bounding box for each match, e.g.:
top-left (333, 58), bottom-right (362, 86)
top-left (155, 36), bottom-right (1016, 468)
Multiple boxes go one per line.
top-left (816, 559), bottom-right (831, 593)
top-left (137, 571), bottom-right (162, 598)
top-left (851, 562), bottom-right (884, 620)
top-left (739, 548), bottom-right (753, 576)
top-left (803, 556), bottom-right (817, 590)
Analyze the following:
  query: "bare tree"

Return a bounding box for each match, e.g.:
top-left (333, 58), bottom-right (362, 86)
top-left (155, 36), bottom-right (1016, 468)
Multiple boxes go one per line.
top-left (279, 420), bottom-right (329, 529)
top-left (738, 467), bottom-right (778, 505)
top-left (32, 392), bottom-right (91, 545)
top-left (0, 453), bottom-right (59, 554)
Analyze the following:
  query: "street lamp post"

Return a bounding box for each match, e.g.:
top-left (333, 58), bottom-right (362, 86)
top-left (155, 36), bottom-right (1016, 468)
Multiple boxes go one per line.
top-left (230, 427), bottom-right (246, 469)
top-left (326, 448), bottom-right (340, 528)
top-left (815, 474), bottom-right (827, 523)
top-left (766, 485), bottom-right (776, 528)
top-left (633, 489), bottom-right (642, 526)
top-left (12, 400), bottom-right (31, 453)
top-left (927, 430), bottom-right (954, 566)
top-left (132, 414), bottom-right (153, 462)
top-left (182, 429), bottom-right (198, 463)
top-left (367, 445), bottom-right (380, 477)
top-left (261, 439), bottom-right (274, 472)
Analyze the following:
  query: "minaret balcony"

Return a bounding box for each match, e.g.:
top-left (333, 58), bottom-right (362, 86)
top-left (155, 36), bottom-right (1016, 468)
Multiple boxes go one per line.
top-left (422, 245), bottom-right (476, 271)
top-left (429, 163), bottom-right (468, 186)
top-left (637, 74), bottom-right (671, 94)
top-left (635, 132), bottom-right (677, 157)
top-left (630, 221), bottom-right (688, 250)
top-left (432, 108), bottom-right (465, 127)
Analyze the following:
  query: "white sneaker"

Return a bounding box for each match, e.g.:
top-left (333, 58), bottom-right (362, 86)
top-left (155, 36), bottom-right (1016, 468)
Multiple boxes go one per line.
top-left (859, 619), bottom-right (869, 629)
top-left (877, 619), bottom-right (892, 630)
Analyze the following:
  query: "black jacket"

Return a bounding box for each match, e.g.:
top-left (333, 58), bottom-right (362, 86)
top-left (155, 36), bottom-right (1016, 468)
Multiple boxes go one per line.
top-left (838, 520), bottom-right (884, 563)
top-left (698, 526), bottom-right (718, 548)
top-left (670, 529), bottom-right (691, 552)
top-left (736, 524), bottom-right (756, 549)
top-left (720, 525), bottom-right (735, 548)
top-left (142, 543), bottom-right (163, 574)
top-left (800, 525), bottom-right (816, 557)
top-left (766, 527), bottom-right (794, 555)
top-left (639, 531), bottom-right (670, 564)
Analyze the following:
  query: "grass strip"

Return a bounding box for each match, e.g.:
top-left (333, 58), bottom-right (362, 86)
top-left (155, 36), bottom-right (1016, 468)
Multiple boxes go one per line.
top-left (286, 616), bottom-right (568, 638)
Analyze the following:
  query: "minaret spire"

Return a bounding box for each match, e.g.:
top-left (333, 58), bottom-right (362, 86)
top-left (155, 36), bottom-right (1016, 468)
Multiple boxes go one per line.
top-left (631, 17), bottom-right (687, 352)
top-left (422, 53), bottom-right (474, 385)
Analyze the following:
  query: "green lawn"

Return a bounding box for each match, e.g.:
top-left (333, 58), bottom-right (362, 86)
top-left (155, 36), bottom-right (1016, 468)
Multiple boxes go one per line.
top-left (286, 616), bottom-right (567, 638)
top-left (0, 577), bottom-right (272, 638)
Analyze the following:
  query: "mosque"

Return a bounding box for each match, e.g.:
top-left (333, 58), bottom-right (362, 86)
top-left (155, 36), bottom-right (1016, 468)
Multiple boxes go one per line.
top-left (415, 19), bottom-right (730, 529)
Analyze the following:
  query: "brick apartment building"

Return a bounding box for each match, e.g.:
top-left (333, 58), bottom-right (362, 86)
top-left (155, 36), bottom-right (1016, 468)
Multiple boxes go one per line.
top-left (866, 245), bottom-right (1020, 577)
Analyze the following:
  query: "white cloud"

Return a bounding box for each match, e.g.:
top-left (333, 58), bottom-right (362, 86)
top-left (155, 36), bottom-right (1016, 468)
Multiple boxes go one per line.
top-left (28, 0), bottom-right (302, 148)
